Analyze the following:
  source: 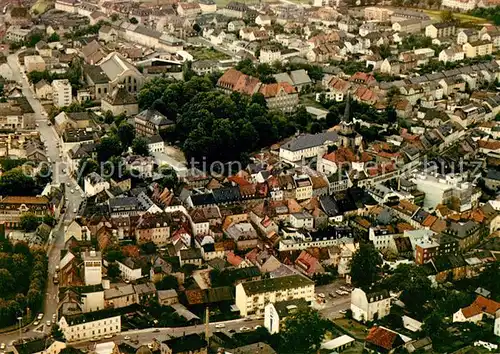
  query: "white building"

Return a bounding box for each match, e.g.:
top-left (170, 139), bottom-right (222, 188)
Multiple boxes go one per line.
top-left (495, 310), bottom-right (500, 337)
top-left (117, 258), bottom-right (143, 280)
top-left (279, 131), bottom-right (338, 163)
top-left (81, 287), bottom-right (105, 313)
top-left (52, 79), bottom-right (72, 108)
top-left (351, 288), bottom-right (391, 322)
top-left (82, 250), bottom-right (102, 286)
top-left (260, 46), bottom-right (281, 63)
top-left (13, 338), bottom-right (66, 354)
top-left (84, 172), bottom-right (110, 197)
top-left (235, 275), bottom-right (315, 317)
top-left (442, 0), bottom-right (476, 11)
top-left (264, 299), bottom-right (309, 334)
top-left (59, 312), bottom-right (121, 342)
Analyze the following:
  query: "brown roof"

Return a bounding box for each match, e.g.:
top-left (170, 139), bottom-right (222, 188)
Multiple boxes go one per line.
top-left (0, 196), bottom-right (48, 205)
top-left (258, 82), bottom-right (296, 98)
top-left (366, 326), bottom-right (403, 351)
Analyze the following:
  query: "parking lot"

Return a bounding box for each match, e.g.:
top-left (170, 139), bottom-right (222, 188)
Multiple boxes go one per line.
top-left (313, 279), bottom-right (353, 320)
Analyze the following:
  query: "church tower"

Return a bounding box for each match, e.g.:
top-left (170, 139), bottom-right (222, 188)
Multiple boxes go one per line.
top-left (338, 92), bottom-right (357, 147)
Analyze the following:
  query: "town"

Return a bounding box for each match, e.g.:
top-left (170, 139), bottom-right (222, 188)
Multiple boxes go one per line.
top-left (0, 0), bottom-right (499, 353)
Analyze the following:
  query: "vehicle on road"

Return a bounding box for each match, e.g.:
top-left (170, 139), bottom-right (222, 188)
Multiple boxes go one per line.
top-left (73, 208), bottom-right (77, 213)
top-left (318, 293), bottom-right (325, 298)
top-left (104, 334), bottom-right (114, 339)
top-left (215, 324), bottom-right (225, 328)
top-left (335, 290), bottom-right (343, 295)
top-left (55, 266), bottom-right (59, 272)
top-left (124, 336), bottom-right (131, 340)
top-left (239, 327), bottom-right (251, 332)
top-left (153, 329), bottom-right (160, 333)
top-left (46, 320), bottom-right (51, 326)
top-left (1, 343), bottom-right (6, 350)
top-left (70, 189), bottom-right (74, 194)
top-left (329, 293), bottom-right (337, 298)
top-left (81, 193), bottom-right (85, 198)
top-left (90, 338), bottom-right (99, 342)
top-left (35, 123), bottom-right (39, 127)
top-left (339, 310), bottom-right (347, 314)
top-left (66, 182), bottom-right (70, 187)
top-left (33, 321), bottom-right (39, 326)
top-left (37, 313), bottom-right (44, 320)
top-left (254, 325), bottom-right (262, 329)
top-left (229, 329), bottom-right (236, 333)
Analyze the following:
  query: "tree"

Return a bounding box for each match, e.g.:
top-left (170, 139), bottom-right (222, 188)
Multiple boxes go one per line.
top-left (156, 275), bottom-right (179, 290)
top-left (350, 243), bottom-right (382, 288)
top-left (129, 17), bottom-right (138, 24)
top-left (60, 347), bottom-right (84, 354)
top-left (132, 137), bottom-right (150, 156)
top-left (51, 323), bottom-right (65, 341)
top-left (0, 269), bottom-right (14, 297)
top-left (107, 263), bottom-right (120, 278)
top-left (43, 214), bottom-right (56, 227)
top-left (76, 157), bottom-right (98, 185)
top-left (47, 32), bottom-right (60, 42)
top-left (278, 308), bottom-right (328, 354)
top-left (0, 168), bottom-right (36, 196)
top-left (140, 241), bottom-right (157, 254)
top-left (117, 122), bottom-right (135, 149)
top-left (96, 136), bottom-right (123, 162)
top-left (440, 10), bottom-right (454, 23)
top-left (20, 213), bottom-right (40, 232)
top-left (110, 13), bottom-right (119, 22)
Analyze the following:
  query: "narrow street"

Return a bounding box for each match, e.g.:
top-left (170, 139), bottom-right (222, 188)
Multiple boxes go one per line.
top-left (0, 51), bottom-right (84, 347)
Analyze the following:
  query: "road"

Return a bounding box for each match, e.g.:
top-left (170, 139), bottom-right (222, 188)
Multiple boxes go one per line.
top-left (0, 51), bottom-right (84, 349)
top-left (72, 318), bottom-right (263, 351)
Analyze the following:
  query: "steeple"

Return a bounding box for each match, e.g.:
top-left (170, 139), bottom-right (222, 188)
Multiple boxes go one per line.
top-left (343, 91), bottom-right (351, 123)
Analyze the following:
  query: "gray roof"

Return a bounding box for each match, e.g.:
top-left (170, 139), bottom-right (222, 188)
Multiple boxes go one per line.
top-left (281, 132), bottom-right (338, 152)
top-left (136, 109), bottom-right (174, 127)
top-left (104, 284), bottom-right (135, 299)
top-left (273, 72), bottom-right (293, 86)
top-left (290, 69), bottom-right (312, 85)
top-left (109, 196), bottom-right (139, 208)
top-left (100, 53), bottom-right (140, 81)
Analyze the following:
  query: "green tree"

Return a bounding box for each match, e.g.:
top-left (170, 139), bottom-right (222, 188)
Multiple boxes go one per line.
top-left (350, 243), bottom-right (382, 288)
top-left (110, 13), bottom-right (119, 22)
top-left (76, 157), bottom-right (98, 185)
top-left (51, 323), bottom-right (65, 341)
top-left (279, 308), bottom-right (328, 354)
top-left (131, 137), bottom-right (150, 156)
top-left (129, 17), bottom-right (138, 24)
top-left (0, 269), bottom-right (14, 296)
top-left (440, 10), bottom-right (454, 22)
top-left (107, 263), bottom-right (120, 278)
top-left (117, 122), bottom-right (135, 149)
top-left (43, 214), bottom-right (56, 227)
top-left (59, 347), bottom-right (84, 354)
top-left (140, 241), bottom-right (157, 254)
top-left (47, 32), bottom-right (60, 42)
top-left (96, 136), bottom-right (123, 162)
top-left (156, 275), bottom-right (179, 290)
top-left (20, 213), bottom-right (40, 232)
top-left (0, 168), bottom-right (36, 196)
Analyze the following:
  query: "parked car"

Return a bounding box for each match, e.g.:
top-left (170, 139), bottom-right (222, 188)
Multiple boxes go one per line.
top-left (239, 327), bottom-right (251, 332)
top-left (37, 313), bottom-right (43, 320)
top-left (215, 324), bottom-right (225, 329)
top-left (329, 293), bottom-right (337, 298)
top-left (317, 293), bottom-right (325, 298)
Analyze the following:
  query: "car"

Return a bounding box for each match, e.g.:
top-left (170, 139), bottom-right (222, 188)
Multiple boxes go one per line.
top-left (239, 327), bottom-right (251, 332)
top-left (335, 290), bottom-right (343, 295)
top-left (70, 189), bottom-right (74, 194)
top-left (59, 154), bottom-right (62, 158)
top-left (124, 336), bottom-right (131, 340)
top-left (81, 193), bottom-right (85, 198)
top-left (104, 334), bottom-right (113, 339)
top-left (35, 123), bottom-right (39, 127)
top-left (215, 324), bottom-right (225, 329)
top-left (55, 266), bottom-right (59, 272)
top-left (46, 320), bottom-right (51, 326)
top-left (317, 293), bottom-right (325, 298)
top-left (329, 293), bottom-right (337, 298)
top-left (66, 182), bottom-right (70, 187)
top-left (153, 329), bottom-right (160, 333)
top-left (37, 313), bottom-right (44, 320)
top-left (73, 208), bottom-right (77, 213)
top-left (90, 338), bottom-right (99, 342)
top-left (33, 321), bottom-right (39, 326)
top-left (228, 329), bottom-right (236, 333)
top-left (254, 325), bottom-right (262, 330)
top-left (1, 343), bottom-right (6, 350)
top-left (339, 310), bottom-right (347, 314)
top-left (47, 122), bottom-right (52, 126)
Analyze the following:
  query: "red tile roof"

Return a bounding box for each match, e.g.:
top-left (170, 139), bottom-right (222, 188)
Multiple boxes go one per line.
top-left (366, 326), bottom-right (402, 351)
top-left (258, 82), bottom-right (296, 98)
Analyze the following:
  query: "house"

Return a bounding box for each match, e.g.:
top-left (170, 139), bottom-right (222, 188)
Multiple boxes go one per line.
top-left (351, 288), bottom-right (391, 322)
top-left (34, 79), bottom-right (52, 100)
top-left (117, 257), bottom-right (147, 280)
top-left (225, 222), bottom-right (259, 250)
top-left (24, 55), bottom-right (46, 73)
top-left (160, 333), bottom-right (207, 354)
top-left (58, 309), bottom-right (121, 342)
top-left (221, 2), bottom-right (249, 18)
top-left (228, 20), bottom-right (245, 32)
top-left (99, 52), bottom-right (144, 94)
top-left (457, 29), bottom-right (479, 44)
top-left (392, 19), bottom-right (422, 34)
top-left (295, 250), bottom-right (324, 276)
top-left (101, 85), bottom-right (138, 116)
top-left (463, 40), bottom-right (493, 58)
top-left (135, 212), bottom-right (172, 246)
top-left (365, 326), bottom-right (406, 353)
top-left (134, 109), bottom-right (174, 137)
top-left (64, 218), bottom-right (90, 243)
top-left (425, 23), bottom-right (456, 39)
top-left (256, 14), bottom-right (271, 26)
top-left (406, 337), bottom-right (433, 353)
top-left (235, 274), bottom-right (315, 317)
top-left (104, 284), bottom-right (136, 309)
top-left (177, 2), bottom-right (201, 17)
top-left (264, 299), bottom-right (309, 334)
top-left (84, 172), bottom-right (110, 197)
top-left (258, 82), bottom-right (298, 113)
top-left (158, 289), bottom-right (178, 306)
top-left (13, 338), bottom-right (66, 354)
top-left (134, 282), bottom-right (157, 303)
top-left (439, 46), bottom-right (465, 63)
top-left (453, 296), bottom-right (500, 323)
top-left (0, 196), bottom-right (50, 228)
top-left (279, 131), bottom-right (338, 163)
top-left (179, 248), bottom-right (203, 266)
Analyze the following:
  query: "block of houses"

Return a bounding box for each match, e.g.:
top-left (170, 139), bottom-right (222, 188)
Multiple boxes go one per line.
top-left (438, 46), bottom-right (465, 63)
top-left (34, 79), bottom-right (52, 100)
top-left (135, 212), bottom-right (173, 246)
top-left (59, 310), bottom-right (121, 342)
top-left (453, 296), bottom-right (500, 324)
top-left (235, 274), bottom-right (315, 317)
top-left (365, 326), bottom-right (406, 353)
top-left (457, 29), bottom-right (479, 44)
top-left (160, 333), bottom-right (207, 354)
top-left (13, 338), bottom-right (66, 354)
top-left (117, 257), bottom-right (148, 280)
top-left (84, 172), bottom-right (110, 197)
top-left (134, 109), bottom-right (174, 137)
top-left (463, 40), bottom-right (493, 58)
top-left (425, 23), bottom-right (456, 39)
top-left (351, 288), bottom-right (391, 322)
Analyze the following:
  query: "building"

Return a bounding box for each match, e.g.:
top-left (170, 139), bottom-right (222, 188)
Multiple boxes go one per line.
top-left (101, 85), bottom-right (138, 116)
top-left (415, 238), bottom-right (439, 265)
top-left (453, 296), bottom-right (500, 324)
top-left (99, 52), bottom-right (144, 93)
top-left (5, 26), bottom-right (31, 42)
top-left (264, 299), bottom-right (309, 334)
top-left (279, 131), bottom-right (338, 162)
top-left (134, 109), bottom-right (174, 137)
top-left (83, 250), bottom-right (102, 286)
top-left (52, 79), bottom-right (72, 108)
top-left (135, 212), bottom-right (172, 246)
top-left (24, 55), bottom-right (46, 73)
top-left (463, 40), bottom-right (493, 58)
top-left (235, 274), bottom-right (314, 317)
top-left (13, 338), bottom-right (66, 354)
top-left (84, 172), bottom-right (110, 197)
top-left (117, 257), bottom-right (145, 280)
top-left (351, 288), bottom-right (391, 322)
top-left (221, 2), bottom-right (248, 18)
top-left (259, 82), bottom-right (298, 113)
top-left (425, 23), bottom-right (456, 39)
top-left (0, 196), bottom-right (50, 227)
top-left (442, 0), bottom-right (477, 11)
top-left (365, 326), bottom-right (405, 353)
top-left (160, 333), bottom-right (207, 354)
top-left (58, 310), bottom-right (121, 342)
top-left (260, 46), bottom-right (281, 63)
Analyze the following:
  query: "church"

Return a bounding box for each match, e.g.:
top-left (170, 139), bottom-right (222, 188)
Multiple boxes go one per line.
top-left (337, 93), bottom-right (363, 149)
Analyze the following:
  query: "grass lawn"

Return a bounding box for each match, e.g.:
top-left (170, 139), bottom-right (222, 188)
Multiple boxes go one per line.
top-left (418, 9), bottom-right (488, 24)
top-left (189, 47), bottom-right (231, 61)
top-left (341, 341), bottom-right (365, 354)
top-left (31, 0), bottom-right (53, 15)
top-left (333, 319), bottom-right (369, 341)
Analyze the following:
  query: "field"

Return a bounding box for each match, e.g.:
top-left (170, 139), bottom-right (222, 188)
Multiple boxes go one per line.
top-left (333, 319), bottom-right (369, 340)
top-left (419, 9), bottom-right (489, 24)
top-left (31, 0), bottom-right (53, 14)
top-left (189, 47), bottom-right (231, 61)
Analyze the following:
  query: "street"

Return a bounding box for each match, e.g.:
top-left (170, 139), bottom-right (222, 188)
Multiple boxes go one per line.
top-left (0, 51), bottom-right (84, 349)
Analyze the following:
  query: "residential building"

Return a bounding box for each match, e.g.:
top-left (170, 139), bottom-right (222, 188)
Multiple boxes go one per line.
top-left (415, 238), bottom-right (439, 265)
top-left (104, 284), bottom-right (136, 309)
top-left (84, 172), bottom-right (110, 197)
top-left (135, 212), bottom-right (172, 246)
top-left (83, 250), bottom-right (102, 286)
top-left (0, 196), bottom-right (50, 227)
top-left (58, 310), bottom-right (121, 342)
top-left (235, 274), bottom-right (315, 317)
top-left (351, 288), bottom-right (391, 322)
top-left (264, 299), bottom-right (309, 334)
top-left (279, 131), bottom-right (338, 162)
top-left (99, 52), bottom-right (144, 93)
top-left (260, 46), bottom-right (281, 63)
top-left (24, 55), bottom-right (46, 73)
top-left (101, 85), bottom-right (138, 116)
top-left (463, 40), bottom-right (493, 58)
top-left (442, 0), bottom-right (477, 11)
top-left (365, 326), bottom-right (405, 353)
top-left (221, 2), bottom-right (249, 18)
top-left (134, 109), bottom-right (174, 137)
top-left (457, 29), bottom-right (479, 44)
top-left (453, 296), bottom-right (500, 323)
top-left (5, 26), bottom-right (31, 42)
top-left (52, 79), bottom-right (72, 108)
top-left (425, 23), bottom-right (456, 39)
top-left (160, 333), bottom-right (207, 354)
top-left (117, 257), bottom-right (146, 280)
top-left (13, 338), bottom-right (66, 354)
top-left (64, 218), bottom-right (90, 243)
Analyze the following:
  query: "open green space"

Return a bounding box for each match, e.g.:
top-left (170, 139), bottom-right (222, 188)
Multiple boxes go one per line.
top-left (419, 9), bottom-right (488, 24)
top-left (189, 47), bottom-right (231, 61)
